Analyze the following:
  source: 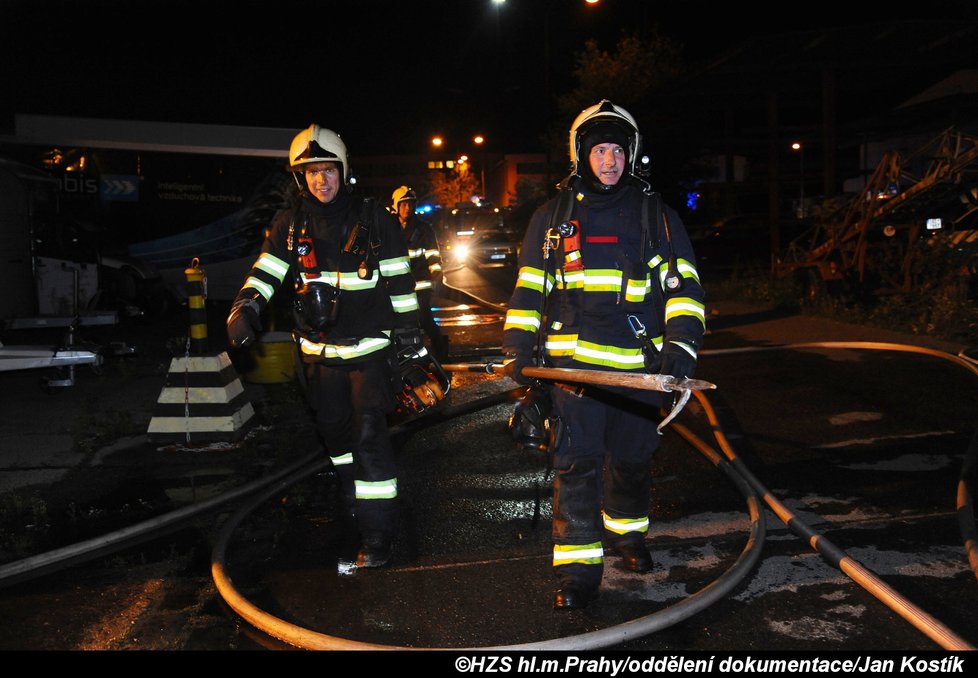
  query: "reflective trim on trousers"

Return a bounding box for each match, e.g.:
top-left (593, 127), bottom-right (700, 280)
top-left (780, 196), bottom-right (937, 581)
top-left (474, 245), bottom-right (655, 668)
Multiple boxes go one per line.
top-left (553, 542), bottom-right (604, 566)
top-left (355, 478), bottom-right (398, 500)
top-left (330, 452), bottom-right (353, 466)
top-left (603, 512), bottom-right (650, 535)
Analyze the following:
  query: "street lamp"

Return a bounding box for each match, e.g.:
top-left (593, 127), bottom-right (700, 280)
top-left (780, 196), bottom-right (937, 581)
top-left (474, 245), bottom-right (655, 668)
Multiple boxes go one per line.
top-left (791, 141), bottom-right (804, 218)
top-left (473, 134), bottom-right (486, 199)
top-left (431, 134), bottom-right (487, 204)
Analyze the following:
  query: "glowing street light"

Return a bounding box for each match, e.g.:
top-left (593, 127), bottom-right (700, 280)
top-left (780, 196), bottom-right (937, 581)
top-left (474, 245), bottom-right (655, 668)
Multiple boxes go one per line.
top-left (431, 135), bottom-right (487, 200)
top-left (791, 141), bottom-right (805, 218)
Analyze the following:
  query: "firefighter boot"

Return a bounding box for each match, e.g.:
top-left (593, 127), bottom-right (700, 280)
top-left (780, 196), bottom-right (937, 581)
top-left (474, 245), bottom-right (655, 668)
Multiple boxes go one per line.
top-left (355, 532), bottom-right (393, 568)
top-left (552, 460), bottom-right (603, 609)
top-left (553, 563), bottom-right (601, 610)
top-left (606, 535), bottom-right (653, 573)
top-left (604, 459), bottom-right (654, 573)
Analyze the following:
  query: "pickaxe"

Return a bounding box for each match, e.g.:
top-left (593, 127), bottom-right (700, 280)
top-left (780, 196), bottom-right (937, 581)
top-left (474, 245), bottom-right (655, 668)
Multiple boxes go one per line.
top-left (440, 361), bottom-right (716, 433)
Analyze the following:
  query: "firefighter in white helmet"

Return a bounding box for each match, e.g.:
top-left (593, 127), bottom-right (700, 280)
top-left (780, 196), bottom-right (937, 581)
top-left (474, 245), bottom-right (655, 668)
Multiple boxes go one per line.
top-left (502, 100), bottom-right (706, 609)
top-left (227, 124), bottom-right (422, 569)
top-left (390, 185), bottom-right (448, 361)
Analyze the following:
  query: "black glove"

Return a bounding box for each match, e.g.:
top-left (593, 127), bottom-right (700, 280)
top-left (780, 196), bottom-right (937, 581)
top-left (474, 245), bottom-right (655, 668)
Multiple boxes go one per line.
top-left (659, 340), bottom-right (697, 381)
top-left (657, 340), bottom-right (696, 415)
top-left (227, 296), bottom-right (262, 349)
top-left (642, 344), bottom-right (662, 374)
top-left (502, 350), bottom-right (534, 386)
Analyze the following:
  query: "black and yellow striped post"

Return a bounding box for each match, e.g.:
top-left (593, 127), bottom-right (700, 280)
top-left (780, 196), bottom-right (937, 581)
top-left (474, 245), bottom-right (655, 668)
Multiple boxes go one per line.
top-left (147, 258), bottom-right (255, 446)
top-left (185, 258), bottom-right (208, 354)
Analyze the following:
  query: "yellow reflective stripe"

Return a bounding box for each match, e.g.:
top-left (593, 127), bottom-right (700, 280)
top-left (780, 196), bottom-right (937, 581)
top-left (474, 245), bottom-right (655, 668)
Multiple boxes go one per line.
top-left (546, 336), bottom-right (663, 363)
top-left (424, 249), bottom-right (440, 259)
top-left (298, 270), bottom-right (379, 291)
top-left (330, 452), bottom-right (353, 466)
top-left (625, 277), bottom-right (650, 302)
top-left (355, 478), bottom-right (398, 500)
top-left (565, 250), bottom-right (582, 264)
top-left (657, 263), bottom-right (701, 288)
top-left (429, 262), bottom-right (442, 272)
top-left (676, 258), bottom-right (700, 284)
top-left (557, 269), bottom-right (585, 289)
top-left (414, 279), bottom-right (433, 291)
top-left (603, 512), bottom-right (650, 535)
top-left (391, 292), bottom-right (419, 312)
top-left (255, 253), bottom-right (290, 281)
top-left (553, 542), bottom-right (604, 566)
top-left (669, 340), bottom-right (698, 358)
top-left (243, 276), bottom-right (275, 301)
top-left (408, 247), bottom-right (425, 258)
top-left (340, 271), bottom-right (377, 290)
top-left (504, 308), bottom-right (541, 332)
top-left (647, 254), bottom-right (664, 270)
top-left (298, 335), bottom-right (391, 360)
top-left (544, 334), bottom-right (577, 356)
top-left (515, 267), bottom-right (549, 293)
top-left (380, 255), bottom-right (411, 276)
top-left (574, 340), bottom-right (645, 369)
top-left (583, 269), bottom-right (621, 292)
top-left (665, 297), bottom-right (706, 326)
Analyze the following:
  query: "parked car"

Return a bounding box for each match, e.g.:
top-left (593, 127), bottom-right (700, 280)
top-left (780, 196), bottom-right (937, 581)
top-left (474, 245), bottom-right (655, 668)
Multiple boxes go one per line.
top-left (449, 229), bottom-right (519, 268)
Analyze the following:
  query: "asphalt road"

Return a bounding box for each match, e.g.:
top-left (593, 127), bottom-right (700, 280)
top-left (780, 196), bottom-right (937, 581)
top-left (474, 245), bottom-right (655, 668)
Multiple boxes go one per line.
top-left (0, 263), bottom-right (975, 657)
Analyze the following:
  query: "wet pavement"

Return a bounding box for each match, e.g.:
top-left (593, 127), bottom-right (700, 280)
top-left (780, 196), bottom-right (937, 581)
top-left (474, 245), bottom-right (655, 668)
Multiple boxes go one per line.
top-left (0, 268), bottom-right (976, 656)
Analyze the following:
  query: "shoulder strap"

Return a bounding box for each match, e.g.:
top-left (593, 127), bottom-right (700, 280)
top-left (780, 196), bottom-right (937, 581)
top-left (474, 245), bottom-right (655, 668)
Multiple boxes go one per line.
top-left (641, 192), bottom-right (661, 261)
top-left (548, 185), bottom-right (576, 233)
top-left (357, 196), bottom-right (383, 255)
top-left (360, 196), bottom-right (377, 220)
top-left (650, 193), bottom-right (683, 291)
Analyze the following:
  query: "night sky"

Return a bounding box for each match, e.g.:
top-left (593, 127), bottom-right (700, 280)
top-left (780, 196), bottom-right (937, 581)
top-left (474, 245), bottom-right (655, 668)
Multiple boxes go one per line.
top-left (3, 0), bottom-right (977, 156)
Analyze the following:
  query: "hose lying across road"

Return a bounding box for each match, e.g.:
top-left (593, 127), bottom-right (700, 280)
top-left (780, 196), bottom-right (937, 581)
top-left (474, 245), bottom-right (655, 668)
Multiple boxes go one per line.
top-left (211, 340), bottom-right (978, 650)
top-left (209, 391), bottom-right (770, 651)
top-left (694, 340), bottom-right (978, 651)
top-left (0, 339), bottom-right (975, 650)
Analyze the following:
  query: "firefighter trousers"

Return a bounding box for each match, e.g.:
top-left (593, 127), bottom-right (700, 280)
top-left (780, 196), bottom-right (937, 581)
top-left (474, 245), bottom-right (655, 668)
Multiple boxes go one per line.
top-left (550, 383), bottom-right (663, 588)
top-left (303, 354), bottom-right (399, 540)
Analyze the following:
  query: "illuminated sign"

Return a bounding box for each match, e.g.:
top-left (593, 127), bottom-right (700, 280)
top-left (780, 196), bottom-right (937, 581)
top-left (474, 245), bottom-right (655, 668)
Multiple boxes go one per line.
top-left (101, 175), bottom-right (139, 202)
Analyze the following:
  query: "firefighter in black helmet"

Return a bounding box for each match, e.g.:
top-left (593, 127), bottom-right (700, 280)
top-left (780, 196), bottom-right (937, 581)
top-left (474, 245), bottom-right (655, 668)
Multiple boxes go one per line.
top-left (391, 185), bottom-right (448, 362)
top-left (227, 124), bottom-right (422, 569)
top-left (502, 101), bottom-right (706, 609)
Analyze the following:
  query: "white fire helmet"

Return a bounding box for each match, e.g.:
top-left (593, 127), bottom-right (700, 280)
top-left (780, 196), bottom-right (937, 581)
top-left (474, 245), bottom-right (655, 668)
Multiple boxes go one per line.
top-left (568, 100), bottom-right (642, 176)
top-left (289, 124), bottom-right (350, 183)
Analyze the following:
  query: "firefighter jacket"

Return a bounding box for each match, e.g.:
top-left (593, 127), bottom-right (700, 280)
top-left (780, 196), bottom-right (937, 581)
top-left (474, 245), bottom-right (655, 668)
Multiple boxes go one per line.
top-left (502, 178), bottom-right (705, 372)
top-left (235, 190), bottom-right (420, 364)
top-left (402, 216), bottom-right (443, 292)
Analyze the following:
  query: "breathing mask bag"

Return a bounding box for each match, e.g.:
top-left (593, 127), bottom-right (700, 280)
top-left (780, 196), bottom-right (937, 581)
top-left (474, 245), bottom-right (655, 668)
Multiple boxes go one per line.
top-left (508, 383), bottom-right (559, 454)
top-left (294, 281), bottom-right (340, 333)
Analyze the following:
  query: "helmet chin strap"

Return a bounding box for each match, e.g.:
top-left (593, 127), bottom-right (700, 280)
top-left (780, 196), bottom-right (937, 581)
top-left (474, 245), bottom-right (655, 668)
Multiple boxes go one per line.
top-left (578, 168), bottom-right (626, 194)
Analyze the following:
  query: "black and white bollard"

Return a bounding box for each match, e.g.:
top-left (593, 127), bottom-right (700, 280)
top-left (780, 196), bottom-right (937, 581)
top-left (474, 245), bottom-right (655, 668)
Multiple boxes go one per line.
top-left (147, 259), bottom-right (255, 446)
